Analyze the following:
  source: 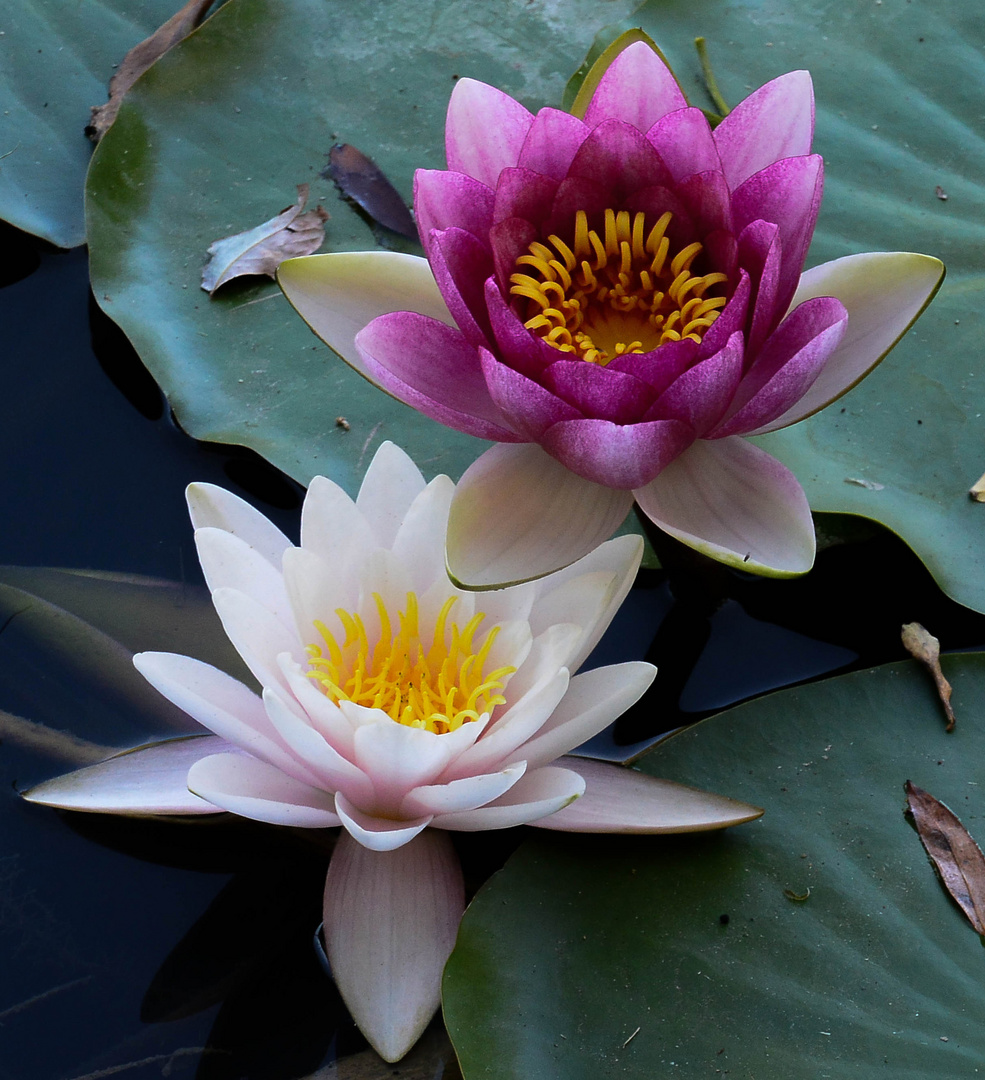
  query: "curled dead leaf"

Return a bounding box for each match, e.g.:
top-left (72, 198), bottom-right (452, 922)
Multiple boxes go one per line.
top-left (323, 143), bottom-right (417, 239)
top-left (87, 0), bottom-right (216, 143)
top-left (901, 622), bottom-right (955, 731)
top-left (969, 470), bottom-right (985, 502)
top-left (201, 185), bottom-right (329, 295)
top-left (905, 781), bottom-right (985, 936)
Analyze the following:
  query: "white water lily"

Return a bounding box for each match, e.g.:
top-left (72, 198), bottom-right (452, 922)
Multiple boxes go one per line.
top-left (24, 441), bottom-right (760, 1062)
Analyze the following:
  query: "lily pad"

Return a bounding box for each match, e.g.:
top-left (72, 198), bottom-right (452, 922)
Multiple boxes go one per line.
top-left (0, 0), bottom-right (221, 248)
top-left (445, 653), bottom-right (985, 1078)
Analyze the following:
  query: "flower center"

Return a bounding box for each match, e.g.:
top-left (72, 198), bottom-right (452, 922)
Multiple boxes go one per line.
top-left (305, 592), bottom-right (516, 734)
top-left (509, 209), bottom-right (729, 366)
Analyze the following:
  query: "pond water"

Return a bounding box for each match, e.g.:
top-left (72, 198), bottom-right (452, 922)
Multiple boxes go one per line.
top-left (2, 227), bottom-right (983, 1079)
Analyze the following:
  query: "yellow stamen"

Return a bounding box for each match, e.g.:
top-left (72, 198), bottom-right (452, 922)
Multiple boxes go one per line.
top-left (305, 593), bottom-right (515, 735)
top-left (509, 209), bottom-right (729, 366)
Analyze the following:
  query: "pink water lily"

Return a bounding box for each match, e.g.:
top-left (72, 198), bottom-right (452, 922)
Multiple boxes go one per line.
top-left (24, 442), bottom-right (760, 1062)
top-left (279, 40), bottom-right (943, 586)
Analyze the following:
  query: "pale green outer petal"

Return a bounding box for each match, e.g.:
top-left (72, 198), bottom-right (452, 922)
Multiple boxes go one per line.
top-left (447, 443), bottom-right (635, 589)
top-left (22, 736), bottom-right (227, 816)
top-left (323, 829), bottom-right (464, 1062)
top-left (752, 252), bottom-right (945, 433)
top-left (532, 757), bottom-right (763, 833)
top-left (186, 483), bottom-right (292, 569)
top-left (277, 251), bottom-right (454, 368)
top-left (634, 437), bottom-right (816, 577)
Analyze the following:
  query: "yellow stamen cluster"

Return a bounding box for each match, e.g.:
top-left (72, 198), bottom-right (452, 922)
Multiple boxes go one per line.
top-left (509, 209), bottom-right (729, 365)
top-left (306, 592), bottom-right (516, 735)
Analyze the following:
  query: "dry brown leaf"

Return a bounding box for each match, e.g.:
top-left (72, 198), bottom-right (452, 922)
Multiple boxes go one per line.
top-left (87, 0), bottom-right (215, 142)
top-left (901, 621), bottom-right (955, 731)
top-left (323, 143), bottom-right (417, 238)
top-left (969, 470), bottom-right (985, 502)
top-left (905, 781), bottom-right (985, 936)
top-left (201, 185), bottom-right (329, 295)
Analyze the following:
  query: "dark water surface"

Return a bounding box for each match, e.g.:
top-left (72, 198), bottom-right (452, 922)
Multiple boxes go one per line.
top-left (2, 230), bottom-right (983, 1079)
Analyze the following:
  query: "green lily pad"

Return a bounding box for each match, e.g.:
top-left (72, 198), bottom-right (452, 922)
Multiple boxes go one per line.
top-left (445, 653), bottom-right (985, 1078)
top-left (0, 0), bottom-right (221, 248)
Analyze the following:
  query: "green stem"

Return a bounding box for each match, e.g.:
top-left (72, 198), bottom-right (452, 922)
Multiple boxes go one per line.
top-left (694, 37), bottom-right (731, 119)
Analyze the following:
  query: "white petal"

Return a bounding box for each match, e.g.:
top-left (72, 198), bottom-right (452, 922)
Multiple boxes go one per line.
top-left (447, 443), bottom-right (634, 588)
top-left (301, 475), bottom-right (377, 577)
top-left (753, 251), bottom-right (946, 433)
top-left (489, 621), bottom-right (578, 705)
top-left (282, 545), bottom-right (349, 645)
top-left (513, 662), bottom-right (656, 769)
top-left (334, 792), bottom-right (432, 852)
top-left (391, 475), bottom-right (455, 594)
top-left (433, 765), bottom-right (585, 831)
top-left (210, 586), bottom-right (303, 689)
top-left (351, 720), bottom-right (465, 808)
top-left (323, 830), bottom-right (463, 1061)
top-left (194, 527), bottom-right (292, 627)
top-left (278, 251), bottom-right (453, 367)
top-left (533, 757), bottom-right (763, 832)
top-left (22, 736), bottom-right (229, 815)
top-left (401, 762), bottom-right (526, 817)
top-left (278, 654), bottom-right (356, 757)
top-left (187, 752), bottom-right (341, 827)
top-left (634, 437), bottom-right (815, 576)
top-left (356, 442), bottom-right (428, 548)
top-left (185, 482), bottom-right (292, 569)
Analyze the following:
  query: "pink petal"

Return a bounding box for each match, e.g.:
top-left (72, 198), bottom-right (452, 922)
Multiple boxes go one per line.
top-left (186, 483), bottom-right (291, 569)
top-left (694, 270), bottom-right (751, 359)
top-left (567, 119), bottom-right (673, 203)
top-left (488, 216), bottom-right (539, 295)
top-left (647, 331), bottom-right (744, 435)
top-left (542, 416), bottom-right (694, 489)
top-left (354, 313), bottom-right (520, 442)
top-left (428, 226), bottom-right (496, 347)
top-left (445, 78), bottom-right (533, 185)
top-left (432, 764), bottom-right (585, 831)
top-left (414, 170), bottom-right (494, 258)
top-left (517, 107), bottom-right (589, 180)
top-left (446, 442), bottom-right (634, 587)
top-left (22, 736), bottom-right (231, 815)
top-left (634, 436), bottom-right (815, 575)
top-left (187, 752), bottom-right (341, 827)
top-left (541, 361), bottom-right (656, 424)
top-left (532, 758), bottom-right (763, 832)
top-left (605, 338), bottom-right (699, 396)
top-left (582, 40), bottom-right (688, 131)
top-left (480, 349), bottom-right (582, 439)
top-left (714, 71), bottom-right (815, 190)
top-left (646, 107), bottom-right (722, 183)
top-left (674, 168), bottom-right (733, 237)
top-left (736, 219), bottom-right (783, 357)
top-left (491, 167), bottom-right (559, 227)
top-left (485, 279), bottom-right (564, 380)
top-left (323, 830), bottom-right (463, 1062)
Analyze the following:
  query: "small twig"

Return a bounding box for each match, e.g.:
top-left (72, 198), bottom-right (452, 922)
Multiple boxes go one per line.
top-left (694, 37), bottom-right (731, 118)
top-left (620, 1026), bottom-right (641, 1049)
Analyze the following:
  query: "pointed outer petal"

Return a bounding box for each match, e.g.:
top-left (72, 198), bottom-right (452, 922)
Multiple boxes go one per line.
top-left (635, 436), bottom-right (815, 575)
top-left (354, 314), bottom-right (521, 442)
top-left (390, 475), bottom-right (455, 593)
top-left (211, 585), bottom-right (302, 692)
top-left (187, 752), bottom-right (341, 828)
top-left (714, 70), bottom-right (815, 191)
top-left (428, 227), bottom-right (495, 348)
top-left (491, 167), bottom-right (559, 228)
top-left (674, 169), bottom-right (734, 237)
top-left (532, 757), bottom-right (763, 832)
top-left (322, 830), bottom-right (463, 1062)
top-left (485, 280), bottom-right (564, 381)
top-left (530, 533), bottom-right (644, 673)
top-left (262, 688), bottom-right (375, 803)
top-left (413, 170), bottom-right (494, 259)
top-left (22, 736), bottom-right (232, 816)
top-left (509, 662), bottom-right (657, 769)
top-left (489, 216), bottom-right (539, 297)
top-left (645, 107), bottom-right (721, 184)
top-left (445, 78), bottom-right (533, 185)
top-left (133, 651), bottom-right (307, 776)
top-left (566, 120), bottom-right (673, 204)
top-left (354, 441), bottom-right (427, 549)
top-left (645, 332), bottom-right (744, 435)
top-left (541, 361), bottom-right (656, 425)
top-left (711, 297), bottom-right (848, 438)
top-left (334, 792), bottom-right (432, 851)
top-left (186, 483), bottom-right (291, 569)
top-left (277, 252), bottom-right (454, 374)
top-left (279, 655), bottom-right (358, 759)
top-left (732, 155), bottom-right (824, 314)
top-left (605, 338), bottom-right (698, 396)
top-left (194, 527), bottom-right (292, 628)
top-left (582, 40), bottom-right (688, 131)
top-left (431, 765), bottom-right (585, 831)
top-left (736, 219), bottom-right (783, 358)
top-left (751, 251), bottom-right (947, 432)
top-left (351, 721), bottom-right (472, 809)
top-left (480, 350), bottom-right (583, 439)
top-left (694, 270), bottom-right (750, 361)
top-left (517, 107), bottom-right (589, 181)
top-left (446, 442), bottom-right (634, 588)
top-left (542, 416), bottom-right (694, 490)
top-left (400, 762), bottom-right (526, 817)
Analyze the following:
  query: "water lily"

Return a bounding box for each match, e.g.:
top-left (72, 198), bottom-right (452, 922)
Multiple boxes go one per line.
top-left (24, 442), bottom-right (760, 1062)
top-left (278, 39), bottom-right (943, 587)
